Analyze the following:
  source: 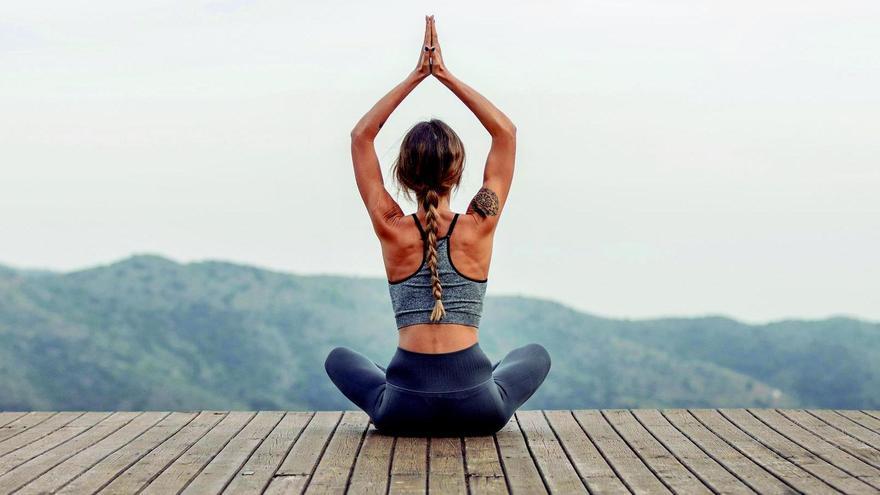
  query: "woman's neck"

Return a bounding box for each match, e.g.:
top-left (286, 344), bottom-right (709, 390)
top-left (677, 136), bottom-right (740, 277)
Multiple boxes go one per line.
top-left (418, 195), bottom-right (451, 214)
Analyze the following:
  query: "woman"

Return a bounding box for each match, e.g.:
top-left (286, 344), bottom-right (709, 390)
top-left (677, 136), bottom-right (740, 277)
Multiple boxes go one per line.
top-left (324, 15), bottom-right (551, 437)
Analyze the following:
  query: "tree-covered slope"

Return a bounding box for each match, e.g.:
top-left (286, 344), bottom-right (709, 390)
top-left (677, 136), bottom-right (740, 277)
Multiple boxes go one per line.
top-left (0, 254), bottom-right (875, 411)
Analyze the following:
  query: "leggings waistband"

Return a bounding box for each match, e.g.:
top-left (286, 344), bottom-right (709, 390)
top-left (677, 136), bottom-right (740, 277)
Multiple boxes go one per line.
top-left (386, 342), bottom-right (493, 393)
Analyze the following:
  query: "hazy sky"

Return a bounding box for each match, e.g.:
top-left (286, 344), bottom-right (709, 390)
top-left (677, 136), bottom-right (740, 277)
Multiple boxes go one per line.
top-left (2, 0), bottom-right (878, 323)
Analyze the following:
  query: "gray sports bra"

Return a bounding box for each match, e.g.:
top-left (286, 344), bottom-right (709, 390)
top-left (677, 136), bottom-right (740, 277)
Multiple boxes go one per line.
top-left (388, 213), bottom-right (488, 329)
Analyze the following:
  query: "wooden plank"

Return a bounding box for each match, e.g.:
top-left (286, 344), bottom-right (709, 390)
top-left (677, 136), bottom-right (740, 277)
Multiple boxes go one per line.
top-left (97, 411), bottom-right (226, 494)
top-left (632, 409), bottom-right (755, 494)
top-left (463, 434), bottom-right (508, 495)
top-left (388, 435), bottom-right (428, 494)
top-left (838, 410), bottom-right (880, 434)
top-left (0, 411), bottom-right (109, 476)
top-left (572, 409), bottom-right (670, 494)
top-left (0, 414), bottom-right (25, 429)
top-left (603, 409), bottom-right (712, 494)
top-left (778, 409), bottom-right (880, 470)
top-left (55, 412), bottom-right (196, 494)
top-left (690, 408), bottom-right (835, 494)
top-left (429, 436), bottom-right (467, 494)
top-left (543, 410), bottom-right (627, 494)
top-left (661, 409), bottom-right (796, 495)
top-left (303, 410), bottom-right (371, 494)
top-left (806, 410), bottom-right (880, 457)
top-left (16, 412), bottom-right (168, 495)
top-left (495, 415), bottom-right (547, 494)
top-left (720, 409), bottom-right (871, 493)
top-left (140, 411), bottom-right (255, 494)
top-left (0, 413), bottom-right (58, 445)
top-left (181, 411), bottom-right (285, 495)
top-left (864, 411), bottom-right (880, 422)
top-left (344, 422), bottom-right (394, 495)
top-left (266, 412), bottom-right (344, 495)
top-left (222, 411), bottom-right (313, 494)
top-left (516, 410), bottom-right (587, 494)
top-left (0, 411), bottom-right (136, 493)
top-left (0, 412), bottom-right (83, 456)
top-left (750, 408), bottom-right (880, 489)
top-left (720, 408), bottom-right (875, 493)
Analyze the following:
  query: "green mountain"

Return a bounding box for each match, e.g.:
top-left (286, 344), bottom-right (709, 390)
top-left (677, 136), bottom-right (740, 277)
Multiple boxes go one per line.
top-left (0, 254), bottom-right (876, 411)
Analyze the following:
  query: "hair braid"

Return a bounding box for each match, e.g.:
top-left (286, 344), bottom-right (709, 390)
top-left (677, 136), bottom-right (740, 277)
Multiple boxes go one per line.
top-left (422, 189), bottom-right (446, 322)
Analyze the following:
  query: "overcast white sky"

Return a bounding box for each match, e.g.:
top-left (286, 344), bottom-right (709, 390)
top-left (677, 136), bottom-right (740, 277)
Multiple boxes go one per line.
top-left (1, 0), bottom-right (878, 323)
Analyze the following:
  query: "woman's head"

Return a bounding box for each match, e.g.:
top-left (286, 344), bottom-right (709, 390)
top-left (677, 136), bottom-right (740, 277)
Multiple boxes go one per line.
top-left (391, 118), bottom-right (466, 322)
top-left (392, 118), bottom-right (465, 205)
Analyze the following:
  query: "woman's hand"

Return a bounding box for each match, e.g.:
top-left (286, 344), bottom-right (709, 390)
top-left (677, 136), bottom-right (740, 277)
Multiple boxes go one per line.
top-left (411, 15), bottom-right (433, 81)
top-left (427, 15), bottom-right (451, 80)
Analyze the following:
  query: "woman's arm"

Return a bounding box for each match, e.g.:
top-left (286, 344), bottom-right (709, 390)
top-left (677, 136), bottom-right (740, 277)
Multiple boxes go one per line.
top-left (428, 17), bottom-right (516, 229)
top-left (350, 17), bottom-right (433, 237)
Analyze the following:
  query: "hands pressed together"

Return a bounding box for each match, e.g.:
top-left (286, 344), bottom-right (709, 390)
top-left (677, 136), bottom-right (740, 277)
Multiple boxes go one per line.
top-left (413, 15), bottom-right (449, 81)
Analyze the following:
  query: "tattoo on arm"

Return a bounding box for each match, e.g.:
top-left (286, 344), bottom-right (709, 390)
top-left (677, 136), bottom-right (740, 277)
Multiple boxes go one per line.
top-left (469, 187), bottom-right (500, 218)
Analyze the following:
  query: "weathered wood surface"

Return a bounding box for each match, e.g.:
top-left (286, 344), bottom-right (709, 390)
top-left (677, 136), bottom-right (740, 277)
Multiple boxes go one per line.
top-left (0, 409), bottom-right (877, 494)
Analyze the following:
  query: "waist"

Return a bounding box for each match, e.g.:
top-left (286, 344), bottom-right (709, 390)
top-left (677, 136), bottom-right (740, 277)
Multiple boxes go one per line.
top-left (399, 323), bottom-right (478, 352)
top-left (385, 341), bottom-right (493, 393)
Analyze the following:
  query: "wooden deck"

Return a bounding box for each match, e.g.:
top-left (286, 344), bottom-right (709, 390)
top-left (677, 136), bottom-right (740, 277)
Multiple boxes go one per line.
top-left (0, 410), bottom-right (879, 494)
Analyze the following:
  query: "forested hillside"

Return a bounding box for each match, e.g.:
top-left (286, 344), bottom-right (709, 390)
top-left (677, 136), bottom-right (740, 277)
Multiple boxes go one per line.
top-left (1, 254), bottom-right (876, 411)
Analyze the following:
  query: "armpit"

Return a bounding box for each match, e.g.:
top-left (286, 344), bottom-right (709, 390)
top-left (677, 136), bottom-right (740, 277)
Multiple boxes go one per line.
top-left (468, 187), bottom-right (500, 218)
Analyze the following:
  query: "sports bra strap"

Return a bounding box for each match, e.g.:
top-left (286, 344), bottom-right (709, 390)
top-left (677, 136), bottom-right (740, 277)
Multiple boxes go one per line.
top-left (412, 212), bottom-right (460, 239)
top-left (411, 213), bottom-right (427, 239)
top-left (448, 213), bottom-right (460, 237)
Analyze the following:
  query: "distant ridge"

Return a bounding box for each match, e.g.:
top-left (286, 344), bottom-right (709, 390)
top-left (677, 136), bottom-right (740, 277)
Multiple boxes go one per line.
top-left (0, 253), bottom-right (877, 411)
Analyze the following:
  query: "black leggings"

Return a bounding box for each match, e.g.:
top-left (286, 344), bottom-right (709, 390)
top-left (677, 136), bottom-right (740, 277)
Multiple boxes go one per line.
top-left (323, 341), bottom-right (551, 436)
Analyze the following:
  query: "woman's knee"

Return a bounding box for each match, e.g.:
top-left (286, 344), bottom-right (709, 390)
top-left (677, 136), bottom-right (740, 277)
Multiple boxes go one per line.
top-left (511, 343), bottom-right (551, 373)
top-left (525, 343), bottom-right (552, 373)
top-left (324, 346), bottom-right (353, 378)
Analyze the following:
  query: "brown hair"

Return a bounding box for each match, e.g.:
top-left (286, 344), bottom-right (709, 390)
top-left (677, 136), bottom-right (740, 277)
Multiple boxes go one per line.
top-left (391, 119), bottom-right (466, 322)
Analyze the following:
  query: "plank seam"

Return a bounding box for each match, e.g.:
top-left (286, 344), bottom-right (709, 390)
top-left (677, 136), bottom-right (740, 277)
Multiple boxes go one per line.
top-left (838, 410), bottom-right (880, 435)
top-left (256, 411), bottom-right (316, 495)
top-left (745, 408), bottom-right (880, 491)
top-left (88, 411), bottom-right (202, 494)
top-left (862, 410), bottom-right (880, 423)
top-left (175, 411), bottom-right (257, 495)
top-left (292, 411), bottom-right (344, 494)
top-left (425, 436), bottom-right (431, 494)
top-left (799, 409), bottom-right (880, 459)
top-left (658, 409), bottom-right (761, 494)
top-left (0, 412), bottom-right (61, 447)
top-left (133, 411), bottom-right (229, 495)
top-left (685, 410), bottom-right (802, 494)
top-left (541, 410), bottom-right (592, 494)
top-left (0, 412), bottom-right (85, 460)
top-left (600, 409), bottom-right (677, 494)
top-left (385, 435), bottom-right (398, 495)
top-left (513, 411), bottom-right (553, 494)
top-left (629, 410), bottom-right (720, 495)
top-left (54, 412), bottom-right (171, 495)
top-left (570, 410), bottom-right (635, 495)
top-left (215, 411), bottom-right (286, 494)
top-left (1, 411), bottom-right (141, 493)
top-left (490, 428), bottom-right (512, 495)
top-left (341, 412), bottom-right (371, 494)
top-left (460, 436), bottom-right (471, 495)
top-left (714, 409), bottom-right (843, 494)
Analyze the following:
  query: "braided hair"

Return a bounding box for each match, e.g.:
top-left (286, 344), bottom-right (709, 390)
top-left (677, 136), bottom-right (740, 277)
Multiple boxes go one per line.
top-left (391, 119), bottom-right (466, 322)
top-left (422, 189), bottom-right (446, 321)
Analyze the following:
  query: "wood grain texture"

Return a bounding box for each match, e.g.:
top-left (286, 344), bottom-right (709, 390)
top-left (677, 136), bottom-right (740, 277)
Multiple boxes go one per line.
top-left (6, 409), bottom-right (879, 494)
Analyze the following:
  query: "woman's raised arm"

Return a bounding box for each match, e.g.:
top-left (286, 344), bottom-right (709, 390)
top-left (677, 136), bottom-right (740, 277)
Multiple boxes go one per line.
top-left (349, 17), bottom-right (433, 237)
top-left (427, 16), bottom-right (516, 229)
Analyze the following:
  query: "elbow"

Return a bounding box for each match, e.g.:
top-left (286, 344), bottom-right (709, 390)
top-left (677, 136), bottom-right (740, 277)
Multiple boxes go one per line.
top-left (492, 124), bottom-right (516, 140)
